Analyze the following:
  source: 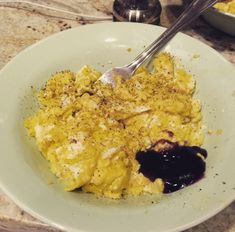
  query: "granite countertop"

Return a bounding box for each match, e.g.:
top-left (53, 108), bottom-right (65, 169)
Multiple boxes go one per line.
top-left (0, 0), bottom-right (234, 231)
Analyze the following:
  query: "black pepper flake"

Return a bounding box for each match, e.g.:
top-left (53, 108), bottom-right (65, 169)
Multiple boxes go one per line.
top-left (222, 181), bottom-right (226, 185)
top-left (71, 139), bottom-right (77, 143)
top-left (163, 129), bottom-right (174, 137)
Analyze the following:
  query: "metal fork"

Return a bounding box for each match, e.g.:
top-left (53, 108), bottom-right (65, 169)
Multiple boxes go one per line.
top-left (99, 0), bottom-right (218, 86)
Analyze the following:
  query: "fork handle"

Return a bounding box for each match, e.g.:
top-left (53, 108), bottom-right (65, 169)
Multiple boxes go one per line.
top-left (127, 0), bottom-right (218, 71)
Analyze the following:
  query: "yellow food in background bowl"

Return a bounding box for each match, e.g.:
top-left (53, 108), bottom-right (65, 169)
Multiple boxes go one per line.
top-left (214, 0), bottom-right (235, 14)
top-left (25, 53), bottom-right (204, 199)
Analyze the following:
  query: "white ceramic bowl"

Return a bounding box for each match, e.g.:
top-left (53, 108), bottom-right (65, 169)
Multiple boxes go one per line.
top-left (203, 7), bottom-right (235, 36)
top-left (0, 22), bottom-right (235, 232)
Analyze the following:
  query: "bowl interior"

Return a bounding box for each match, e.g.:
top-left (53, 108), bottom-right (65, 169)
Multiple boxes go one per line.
top-left (0, 23), bottom-right (235, 232)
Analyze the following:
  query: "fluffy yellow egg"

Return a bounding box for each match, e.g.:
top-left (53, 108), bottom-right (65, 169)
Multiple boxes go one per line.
top-left (25, 53), bottom-right (204, 199)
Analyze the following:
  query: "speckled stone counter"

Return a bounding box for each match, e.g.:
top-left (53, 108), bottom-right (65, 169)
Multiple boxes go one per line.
top-left (0, 0), bottom-right (234, 231)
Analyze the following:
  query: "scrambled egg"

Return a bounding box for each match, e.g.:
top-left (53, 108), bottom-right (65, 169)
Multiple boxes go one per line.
top-left (214, 0), bottom-right (235, 14)
top-left (25, 53), bottom-right (204, 199)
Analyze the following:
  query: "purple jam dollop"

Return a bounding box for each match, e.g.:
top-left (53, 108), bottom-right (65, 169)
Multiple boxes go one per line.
top-left (136, 143), bottom-right (207, 193)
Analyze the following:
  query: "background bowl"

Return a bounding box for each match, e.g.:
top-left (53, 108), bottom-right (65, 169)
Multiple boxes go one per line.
top-left (202, 7), bottom-right (235, 36)
top-left (0, 22), bottom-right (235, 232)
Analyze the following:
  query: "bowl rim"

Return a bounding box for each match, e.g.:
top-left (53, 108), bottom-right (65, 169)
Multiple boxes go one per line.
top-left (210, 5), bottom-right (235, 18)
